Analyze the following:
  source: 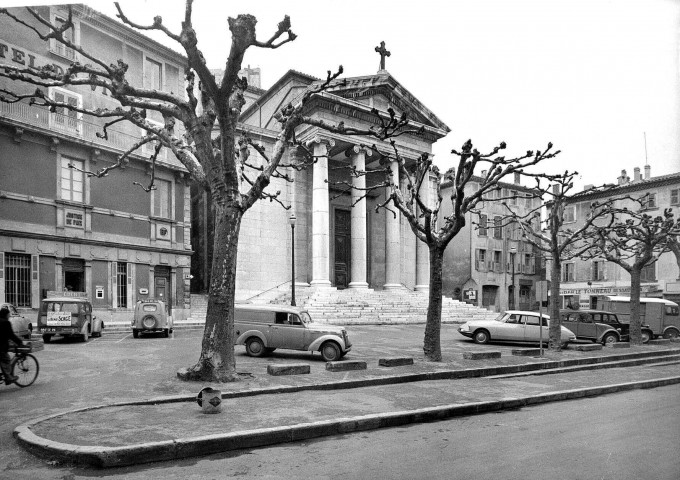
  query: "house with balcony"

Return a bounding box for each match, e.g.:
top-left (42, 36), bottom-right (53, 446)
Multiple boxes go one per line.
top-left (551, 166), bottom-right (680, 308)
top-left (0, 5), bottom-right (192, 323)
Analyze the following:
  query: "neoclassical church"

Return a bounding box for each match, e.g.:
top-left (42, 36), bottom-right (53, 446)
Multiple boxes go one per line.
top-left (191, 51), bottom-right (452, 302)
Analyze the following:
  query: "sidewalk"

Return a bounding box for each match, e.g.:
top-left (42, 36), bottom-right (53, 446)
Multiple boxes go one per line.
top-left (14, 341), bottom-right (680, 468)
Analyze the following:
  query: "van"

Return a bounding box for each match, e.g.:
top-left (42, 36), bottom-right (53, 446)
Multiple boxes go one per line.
top-left (233, 304), bottom-right (352, 362)
top-left (38, 294), bottom-right (103, 343)
top-left (601, 296), bottom-right (680, 339)
top-left (132, 299), bottom-right (173, 338)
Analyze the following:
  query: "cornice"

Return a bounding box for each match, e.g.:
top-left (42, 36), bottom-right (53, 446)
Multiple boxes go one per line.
top-left (567, 173), bottom-right (680, 204)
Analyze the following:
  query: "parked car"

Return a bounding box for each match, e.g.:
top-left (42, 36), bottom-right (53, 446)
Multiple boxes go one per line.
top-left (38, 295), bottom-right (103, 343)
top-left (559, 309), bottom-right (653, 344)
top-left (234, 304), bottom-right (352, 362)
top-left (601, 296), bottom-right (680, 340)
top-left (458, 310), bottom-right (575, 347)
top-left (132, 299), bottom-right (172, 338)
top-left (1, 303), bottom-right (32, 340)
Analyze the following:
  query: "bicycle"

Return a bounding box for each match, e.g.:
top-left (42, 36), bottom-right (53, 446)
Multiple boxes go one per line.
top-left (1, 346), bottom-right (39, 388)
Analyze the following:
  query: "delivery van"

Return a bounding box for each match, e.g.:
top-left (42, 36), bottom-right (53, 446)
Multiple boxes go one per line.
top-left (601, 296), bottom-right (680, 339)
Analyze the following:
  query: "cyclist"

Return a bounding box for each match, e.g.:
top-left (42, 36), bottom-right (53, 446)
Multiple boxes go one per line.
top-left (0, 306), bottom-right (24, 384)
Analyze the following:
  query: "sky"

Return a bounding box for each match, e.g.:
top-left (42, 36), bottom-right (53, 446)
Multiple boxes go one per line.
top-left (3, 0), bottom-right (680, 190)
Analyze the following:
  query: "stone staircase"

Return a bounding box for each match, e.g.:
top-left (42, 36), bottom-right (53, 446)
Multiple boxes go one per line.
top-left (186, 287), bottom-right (498, 326)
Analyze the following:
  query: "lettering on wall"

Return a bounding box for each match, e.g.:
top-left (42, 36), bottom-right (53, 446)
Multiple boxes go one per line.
top-left (0, 41), bottom-right (65, 76)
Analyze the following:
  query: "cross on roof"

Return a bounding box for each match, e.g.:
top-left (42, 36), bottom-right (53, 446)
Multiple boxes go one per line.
top-left (375, 41), bottom-right (391, 71)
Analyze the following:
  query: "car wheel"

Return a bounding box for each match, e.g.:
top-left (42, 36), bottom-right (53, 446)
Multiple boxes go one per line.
top-left (641, 330), bottom-right (654, 343)
top-left (42, 334), bottom-right (52, 343)
top-left (662, 329), bottom-right (679, 340)
top-left (132, 329), bottom-right (139, 339)
top-left (320, 341), bottom-right (341, 362)
top-left (602, 332), bottom-right (618, 345)
top-left (245, 337), bottom-right (266, 357)
top-left (473, 330), bottom-right (490, 344)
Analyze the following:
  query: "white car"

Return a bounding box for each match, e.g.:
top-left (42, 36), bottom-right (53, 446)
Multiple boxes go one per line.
top-left (458, 310), bottom-right (575, 347)
top-left (1, 303), bottom-right (32, 340)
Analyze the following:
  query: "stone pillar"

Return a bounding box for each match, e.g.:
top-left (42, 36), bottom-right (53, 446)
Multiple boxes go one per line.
top-left (384, 159), bottom-right (402, 289)
top-left (415, 171), bottom-right (432, 292)
top-left (348, 146), bottom-right (371, 289)
top-left (309, 137), bottom-right (335, 287)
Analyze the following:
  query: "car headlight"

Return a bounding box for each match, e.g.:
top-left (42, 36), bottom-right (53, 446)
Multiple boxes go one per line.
top-left (459, 325), bottom-right (470, 332)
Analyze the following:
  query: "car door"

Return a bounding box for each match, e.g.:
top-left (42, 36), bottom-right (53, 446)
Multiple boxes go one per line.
top-left (577, 313), bottom-right (597, 340)
top-left (493, 313), bottom-right (523, 341)
top-left (560, 312), bottom-right (578, 337)
top-left (523, 314), bottom-right (547, 343)
top-left (269, 313), bottom-right (306, 350)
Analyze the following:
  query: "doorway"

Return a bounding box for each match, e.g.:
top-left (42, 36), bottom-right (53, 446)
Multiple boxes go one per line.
top-left (154, 266), bottom-right (172, 313)
top-left (333, 209), bottom-right (351, 289)
top-left (482, 285), bottom-right (498, 310)
top-left (62, 258), bottom-right (85, 292)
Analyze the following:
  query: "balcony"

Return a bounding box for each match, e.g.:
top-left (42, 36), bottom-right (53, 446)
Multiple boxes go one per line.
top-left (0, 100), bottom-right (183, 169)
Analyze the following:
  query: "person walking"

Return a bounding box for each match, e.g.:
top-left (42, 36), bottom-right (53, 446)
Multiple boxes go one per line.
top-left (0, 306), bottom-right (24, 384)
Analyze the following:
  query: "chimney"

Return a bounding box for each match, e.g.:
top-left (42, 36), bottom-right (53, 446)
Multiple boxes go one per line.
top-left (644, 165), bottom-right (651, 179)
top-left (584, 184), bottom-right (594, 192)
top-left (617, 169), bottom-right (629, 185)
top-left (514, 172), bottom-right (521, 185)
top-left (633, 167), bottom-right (641, 182)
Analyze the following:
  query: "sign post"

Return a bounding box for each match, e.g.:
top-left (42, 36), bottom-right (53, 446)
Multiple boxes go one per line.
top-left (536, 281), bottom-right (549, 357)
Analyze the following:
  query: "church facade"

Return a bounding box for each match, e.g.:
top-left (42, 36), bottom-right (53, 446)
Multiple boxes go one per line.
top-left (191, 64), bottom-right (451, 301)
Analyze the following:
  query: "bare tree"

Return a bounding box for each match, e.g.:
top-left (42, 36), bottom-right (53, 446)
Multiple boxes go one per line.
top-left (507, 173), bottom-right (614, 349)
top-left (0, 3), bottom-right (424, 381)
top-left (332, 138), bottom-right (559, 361)
top-left (668, 234), bottom-right (680, 280)
top-left (587, 203), bottom-right (679, 344)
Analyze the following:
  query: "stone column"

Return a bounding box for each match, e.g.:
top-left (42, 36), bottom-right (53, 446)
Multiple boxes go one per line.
top-left (309, 137), bottom-right (335, 287)
top-left (348, 146), bottom-right (371, 289)
top-left (384, 159), bottom-right (402, 289)
top-left (415, 170), bottom-right (432, 292)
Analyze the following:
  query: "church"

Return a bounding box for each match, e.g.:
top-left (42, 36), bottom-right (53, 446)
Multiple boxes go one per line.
top-left (191, 46), bottom-right (453, 304)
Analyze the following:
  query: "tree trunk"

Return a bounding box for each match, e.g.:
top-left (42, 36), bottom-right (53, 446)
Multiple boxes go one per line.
top-left (629, 267), bottom-right (643, 345)
top-left (548, 254), bottom-right (563, 350)
top-left (423, 246), bottom-right (444, 362)
top-left (181, 203), bottom-right (242, 382)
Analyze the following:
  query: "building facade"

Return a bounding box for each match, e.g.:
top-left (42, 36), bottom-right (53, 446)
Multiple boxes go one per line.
top-left (191, 68), bottom-right (451, 300)
top-left (554, 166), bottom-right (680, 308)
top-left (0, 5), bottom-right (192, 323)
top-left (441, 174), bottom-right (544, 312)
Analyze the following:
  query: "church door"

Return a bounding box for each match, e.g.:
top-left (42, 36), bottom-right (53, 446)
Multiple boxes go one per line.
top-left (334, 209), bottom-right (351, 289)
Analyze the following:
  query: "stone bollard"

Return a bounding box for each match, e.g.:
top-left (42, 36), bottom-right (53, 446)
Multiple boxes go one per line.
top-left (196, 387), bottom-right (222, 414)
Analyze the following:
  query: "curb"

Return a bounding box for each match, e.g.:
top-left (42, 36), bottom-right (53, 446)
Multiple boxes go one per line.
top-left (14, 374), bottom-right (680, 468)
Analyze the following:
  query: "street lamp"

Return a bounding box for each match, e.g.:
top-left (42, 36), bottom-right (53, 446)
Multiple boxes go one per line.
top-left (509, 246), bottom-right (517, 310)
top-left (288, 213), bottom-right (296, 306)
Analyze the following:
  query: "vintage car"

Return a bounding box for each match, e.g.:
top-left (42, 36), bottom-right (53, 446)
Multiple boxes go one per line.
top-left (38, 295), bottom-right (103, 343)
top-left (559, 309), bottom-right (653, 344)
top-left (234, 304), bottom-right (351, 362)
top-left (458, 310), bottom-right (576, 347)
top-left (1, 302), bottom-right (32, 340)
top-left (132, 299), bottom-right (172, 338)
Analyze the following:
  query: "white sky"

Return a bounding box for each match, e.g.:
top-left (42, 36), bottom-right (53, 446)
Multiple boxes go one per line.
top-left (4, 0), bottom-right (680, 190)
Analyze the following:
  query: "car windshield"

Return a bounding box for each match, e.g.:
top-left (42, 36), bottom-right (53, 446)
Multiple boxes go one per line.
top-left (43, 302), bottom-right (79, 313)
top-left (494, 312), bottom-right (508, 322)
top-left (300, 312), bottom-right (312, 324)
top-left (143, 305), bottom-right (158, 312)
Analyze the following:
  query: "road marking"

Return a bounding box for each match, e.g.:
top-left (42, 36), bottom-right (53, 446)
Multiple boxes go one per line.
top-left (117, 333), bottom-right (132, 343)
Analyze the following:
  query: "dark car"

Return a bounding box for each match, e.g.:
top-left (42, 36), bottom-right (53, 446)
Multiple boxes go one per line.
top-left (559, 309), bottom-right (653, 345)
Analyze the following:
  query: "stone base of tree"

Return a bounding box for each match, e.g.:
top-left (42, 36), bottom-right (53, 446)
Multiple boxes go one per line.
top-left (378, 357), bottom-right (414, 367)
top-left (266, 364), bottom-right (311, 376)
top-left (571, 344), bottom-right (603, 352)
top-left (671, 338), bottom-right (680, 343)
top-left (649, 339), bottom-right (671, 345)
top-left (326, 360), bottom-right (367, 372)
top-left (176, 367), bottom-right (241, 382)
top-left (463, 351), bottom-right (501, 360)
top-left (607, 343), bottom-right (630, 349)
top-left (511, 348), bottom-right (542, 356)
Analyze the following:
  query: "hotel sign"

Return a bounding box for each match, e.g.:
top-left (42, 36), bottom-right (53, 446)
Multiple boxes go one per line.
top-left (0, 41), bottom-right (67, 76)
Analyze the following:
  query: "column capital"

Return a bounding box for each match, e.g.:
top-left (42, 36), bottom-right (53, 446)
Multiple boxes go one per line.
top-left (344, 145), bottom-right (373, 158)
top-left (304, 136), bottom-right (335, 149)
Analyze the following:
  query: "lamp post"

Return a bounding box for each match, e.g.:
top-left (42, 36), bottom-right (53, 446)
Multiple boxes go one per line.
top-left (509, 246), bottom-right (517, 310)
top-left (288, 213), bottom-right (296, 306)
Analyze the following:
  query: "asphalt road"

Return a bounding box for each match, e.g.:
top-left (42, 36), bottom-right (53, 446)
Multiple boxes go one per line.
top-left (1, 325), bottom-right (679, 479)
